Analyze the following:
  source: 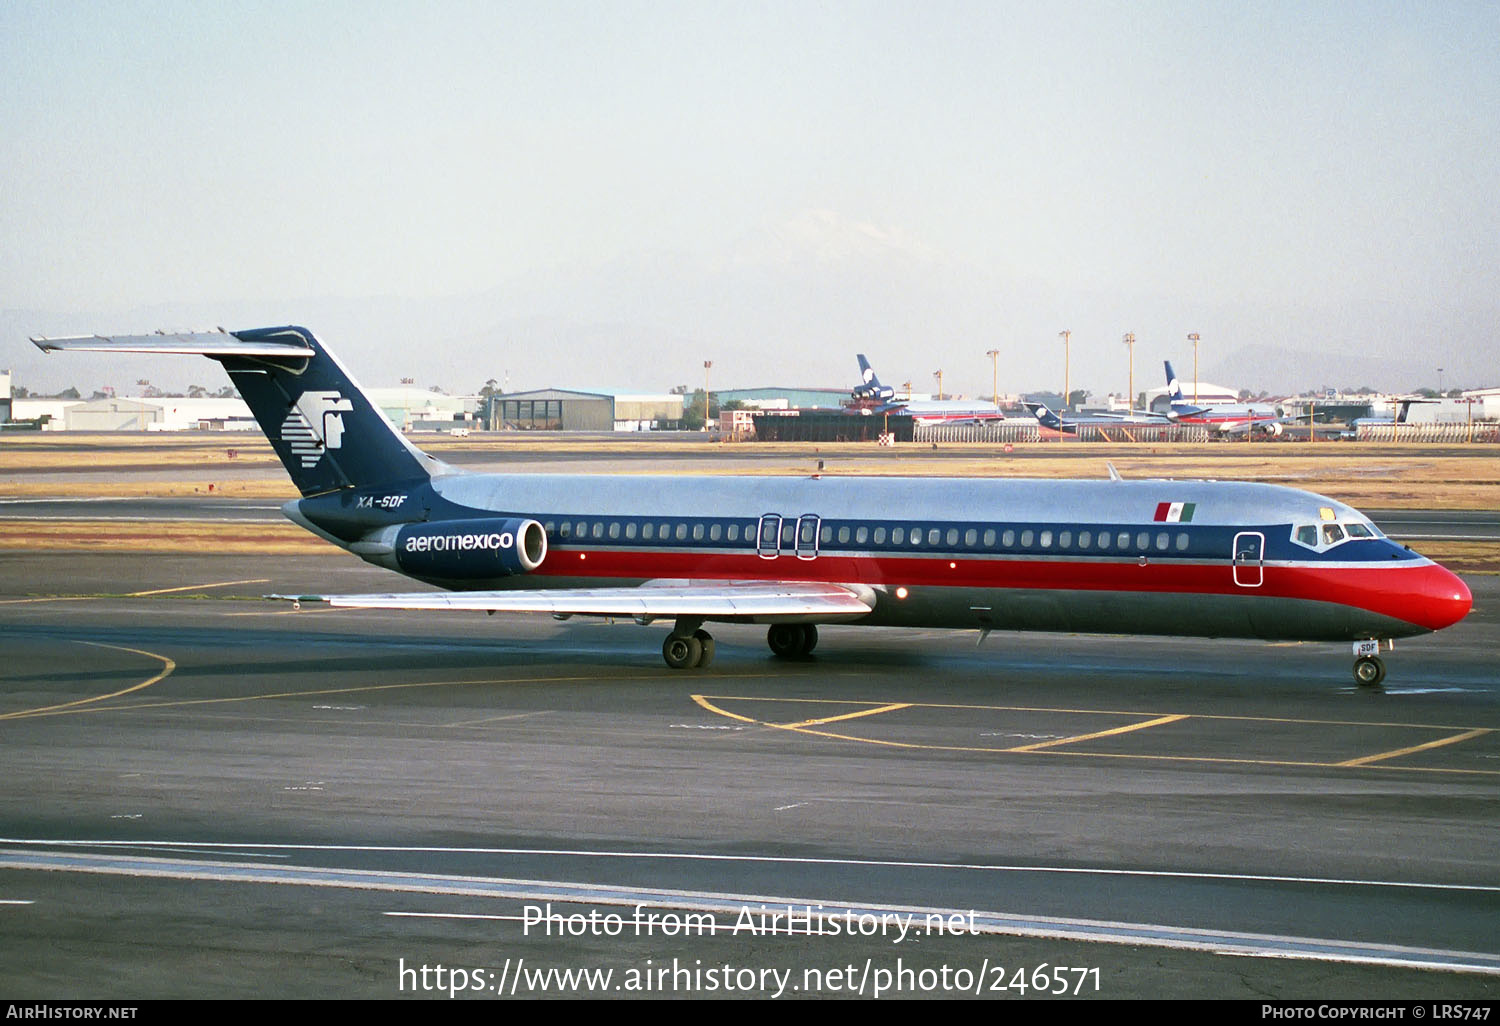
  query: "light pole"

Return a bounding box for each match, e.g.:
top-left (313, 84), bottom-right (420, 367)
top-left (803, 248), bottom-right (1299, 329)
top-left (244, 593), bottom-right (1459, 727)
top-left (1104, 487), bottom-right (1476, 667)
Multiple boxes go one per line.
top-left (702, 360), bottom-right (712, 430)
top-left (1058, 330), bottom-right (1071, 410)
top-left (933, 369), bottom-right (944, 401)
top-left (1438, 367), bottom-right (1444, 396)
top-left (1122, 333), bottom-right (1136, 412)
top-left (1187, 332), bottom-right (1200, 405)
top-left (986, 349), bottom-right (1000, 405)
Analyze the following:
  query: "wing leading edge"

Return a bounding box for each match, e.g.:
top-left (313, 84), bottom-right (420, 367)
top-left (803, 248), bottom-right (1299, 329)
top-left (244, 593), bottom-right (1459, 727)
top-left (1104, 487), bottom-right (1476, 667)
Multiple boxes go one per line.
top-left (285, 580), bottom-right (877, 622)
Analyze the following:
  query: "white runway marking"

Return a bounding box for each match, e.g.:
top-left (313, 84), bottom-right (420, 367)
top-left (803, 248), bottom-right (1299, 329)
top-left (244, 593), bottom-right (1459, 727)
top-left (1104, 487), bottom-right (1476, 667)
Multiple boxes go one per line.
top-left (1, 846), bottom-right (1496, 975)
top-left (3, 837), bottom-right (1496, 893)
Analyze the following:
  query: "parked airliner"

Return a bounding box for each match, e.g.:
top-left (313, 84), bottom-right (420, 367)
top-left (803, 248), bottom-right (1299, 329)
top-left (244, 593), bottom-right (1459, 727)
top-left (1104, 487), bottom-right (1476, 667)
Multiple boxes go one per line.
top-left (1162, 361), bottom-right (1296, 435)
top-left (33, 327), bottom-right (1471, 685)
top-left (1023, 402), bottom-right (1171, 434)
top-left (853, 355), bottom-right (1005, 424)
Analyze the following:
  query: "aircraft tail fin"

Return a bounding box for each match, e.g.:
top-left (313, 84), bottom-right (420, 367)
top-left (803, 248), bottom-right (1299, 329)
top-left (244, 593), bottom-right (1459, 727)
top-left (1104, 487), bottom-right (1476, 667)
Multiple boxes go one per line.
top-left (1023, 401), bottom-right (1065, 430)
top-left (31, 326), bottom-right (445, 496)
top-left (1164, 360), bottom-right (1185, 403)
top-left (854, 354), bottom-right (895, 401)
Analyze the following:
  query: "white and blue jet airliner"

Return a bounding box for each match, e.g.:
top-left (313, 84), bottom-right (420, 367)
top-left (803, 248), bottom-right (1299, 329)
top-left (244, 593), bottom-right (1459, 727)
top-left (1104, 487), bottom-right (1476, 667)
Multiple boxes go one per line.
top-left (33, 327), bottom-right (1471, 686)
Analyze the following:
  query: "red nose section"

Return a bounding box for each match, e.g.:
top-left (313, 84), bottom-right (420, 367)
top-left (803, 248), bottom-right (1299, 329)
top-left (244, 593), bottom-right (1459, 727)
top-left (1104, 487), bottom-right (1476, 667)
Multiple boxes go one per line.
top-left (1401, 563), bottom-right (1473, 632)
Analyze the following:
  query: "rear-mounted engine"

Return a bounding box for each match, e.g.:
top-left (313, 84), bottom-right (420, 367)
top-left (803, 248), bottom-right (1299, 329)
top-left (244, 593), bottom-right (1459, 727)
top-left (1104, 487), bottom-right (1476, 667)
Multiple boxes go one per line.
top-left (394, 518), bottom-right (547, 579)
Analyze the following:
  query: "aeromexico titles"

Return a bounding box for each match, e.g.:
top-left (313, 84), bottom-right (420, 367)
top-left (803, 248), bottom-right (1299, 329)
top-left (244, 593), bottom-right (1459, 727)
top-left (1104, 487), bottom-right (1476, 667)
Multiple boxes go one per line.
top-left (33, 327), bottom-right (1471, 686)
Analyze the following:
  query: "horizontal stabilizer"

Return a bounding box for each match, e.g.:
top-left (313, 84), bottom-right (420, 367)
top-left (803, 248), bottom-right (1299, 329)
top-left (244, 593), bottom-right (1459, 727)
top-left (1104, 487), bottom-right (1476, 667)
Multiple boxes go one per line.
top-left (283, 580), bottom-right (876, 621)
top-left (31, 331), bottom-right (315, 359)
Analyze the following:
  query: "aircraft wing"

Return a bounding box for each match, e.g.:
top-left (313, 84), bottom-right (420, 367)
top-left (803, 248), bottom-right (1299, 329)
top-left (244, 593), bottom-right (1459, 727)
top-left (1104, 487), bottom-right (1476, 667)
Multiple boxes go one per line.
top-left (281, 580), bottom-right (877, 621)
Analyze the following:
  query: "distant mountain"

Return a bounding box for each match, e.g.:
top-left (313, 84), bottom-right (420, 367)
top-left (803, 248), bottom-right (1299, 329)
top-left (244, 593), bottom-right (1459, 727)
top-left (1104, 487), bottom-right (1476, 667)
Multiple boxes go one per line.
top-left (5, 209), bottom-right (1494, 398)
top-left (1206, 344), bottom-right (1460, 396)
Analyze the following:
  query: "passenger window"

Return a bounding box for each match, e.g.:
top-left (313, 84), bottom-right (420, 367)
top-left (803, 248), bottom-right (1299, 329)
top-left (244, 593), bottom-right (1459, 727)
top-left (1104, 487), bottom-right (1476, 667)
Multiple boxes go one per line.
top-left (1078, 530), bottom-right (1091, 548)
top-left (608, 522), bottom-right (620, 539)
top-left (1020, 530), bottom-right (1034, 547)
top-left (544, 520), bottom-right (556, 534)
top-left (911, 527), bottom-right (923, 546)
top-left (676, 523), bottom-right (688, 541)
top-left (1058, 530), bottom-right (1071, 549)
top-left (820, 525), bottom-right (832, 543)
top-left (1296, 525), bottom-right (1317, 547)
top-left (575, 521), bottom-right (587, 538)
top-left (982, 529), bottom-right (995, 547)
top-left (709, 523), bottom-right (721, 541)
top-left (591, 522), bottom-right (604, 539)
top-left (557, 522), bottom-right (571, 539)
top-left (727, 524), bottom-right (739, 542)
top-left (964, 528), bottom-right (977, 546)
top-left (1002, 530), bottom-right (1015, 547)
top-left (625, 522), bottom-right (638, 539)
top-left (641, 523), bottom-right (653, 540)
top-left (837, 526), bottom-right (850, 544)
top-left (659, 522), bottom-right (670, 539)
top-left (1039, 530), bottom-right (1052, 548)
top-left (1323, 524), bottom-right (1345, 545)
top-left (1175, 532), bottom-right (1189, 551)
top-left (1155, 532), bottom-right (1169, 551)
top-left (692, 523), bottom-right (704, 541)
top-left (1135, 531), bottom-right (1150, 550)
top-left (1098, 532), bottom-right (1110, 550)
top-left (855, 526), bottom-right (868, 544)
top-left (892, 527), bottom-right (904, 545)
top-left (874, 526), bottom-right (887, 544)
top-left (934, 528), bottom-right (947, 546)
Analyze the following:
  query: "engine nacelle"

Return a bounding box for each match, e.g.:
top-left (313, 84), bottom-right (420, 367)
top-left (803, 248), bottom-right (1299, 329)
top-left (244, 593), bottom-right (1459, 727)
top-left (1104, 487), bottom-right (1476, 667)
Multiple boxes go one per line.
top-left (1257, 421), bottom-right (1285, 436)
top-left (393, 518), bottom-right (547, 580)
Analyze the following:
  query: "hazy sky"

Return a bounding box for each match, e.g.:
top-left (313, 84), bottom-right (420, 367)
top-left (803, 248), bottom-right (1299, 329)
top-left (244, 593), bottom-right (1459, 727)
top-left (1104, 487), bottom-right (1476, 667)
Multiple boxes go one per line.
top-left (4, 1), bottom-right (1497, 395)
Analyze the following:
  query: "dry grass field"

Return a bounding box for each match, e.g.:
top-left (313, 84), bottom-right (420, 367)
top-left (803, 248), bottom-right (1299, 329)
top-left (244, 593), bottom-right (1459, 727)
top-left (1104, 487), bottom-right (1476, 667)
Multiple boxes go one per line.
top-left (1, 432), bottom-right (1496, 568)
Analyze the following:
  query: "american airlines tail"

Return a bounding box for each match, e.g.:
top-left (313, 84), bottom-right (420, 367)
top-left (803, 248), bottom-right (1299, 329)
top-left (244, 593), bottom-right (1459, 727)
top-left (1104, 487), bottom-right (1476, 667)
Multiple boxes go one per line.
top-left (32, 326), bottom-right (448, 496)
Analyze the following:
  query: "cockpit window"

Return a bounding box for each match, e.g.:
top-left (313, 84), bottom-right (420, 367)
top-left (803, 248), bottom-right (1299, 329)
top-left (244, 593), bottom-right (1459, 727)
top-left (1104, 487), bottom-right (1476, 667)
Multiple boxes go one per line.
top-left (1296, 519), bottom-right (1378, 550)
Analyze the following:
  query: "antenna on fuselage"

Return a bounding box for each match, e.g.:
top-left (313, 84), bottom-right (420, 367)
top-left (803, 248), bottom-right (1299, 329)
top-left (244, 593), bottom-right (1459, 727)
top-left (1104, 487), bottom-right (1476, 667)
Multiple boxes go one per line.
top-left (1106, 462), bottom-right (1123, 482)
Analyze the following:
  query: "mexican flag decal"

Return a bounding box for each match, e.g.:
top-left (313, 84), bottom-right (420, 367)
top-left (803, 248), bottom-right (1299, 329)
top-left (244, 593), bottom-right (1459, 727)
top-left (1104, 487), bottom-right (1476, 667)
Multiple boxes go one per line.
top-left (1154, 501), bottom-right (1196, 523)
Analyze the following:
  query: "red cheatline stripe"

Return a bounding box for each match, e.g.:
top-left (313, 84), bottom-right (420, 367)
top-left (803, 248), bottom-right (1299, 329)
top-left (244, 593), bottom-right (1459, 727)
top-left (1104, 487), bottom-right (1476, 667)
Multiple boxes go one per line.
top-left (515, 548), bottom-right (1463, 630)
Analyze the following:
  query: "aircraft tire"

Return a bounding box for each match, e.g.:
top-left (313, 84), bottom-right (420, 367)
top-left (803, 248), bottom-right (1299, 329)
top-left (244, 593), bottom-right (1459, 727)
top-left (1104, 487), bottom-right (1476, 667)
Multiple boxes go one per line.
top-left (1353, 655), bottom-right (1386, 687)
top-left (693, 630), bottom-right (716, 668)
top-left (798, 623), bottom-right (819, 656)
top-left (767, 624), bottom-right (805, 659)
top-left (663, 634), bottom-right (703, 670)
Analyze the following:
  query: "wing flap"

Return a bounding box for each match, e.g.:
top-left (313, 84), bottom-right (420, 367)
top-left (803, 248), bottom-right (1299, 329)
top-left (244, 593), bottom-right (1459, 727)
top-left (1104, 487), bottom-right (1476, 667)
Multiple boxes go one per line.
top-left (297, 580), bottom-right (876, 621)
top-left (31, 331), bottom-right (316, 359)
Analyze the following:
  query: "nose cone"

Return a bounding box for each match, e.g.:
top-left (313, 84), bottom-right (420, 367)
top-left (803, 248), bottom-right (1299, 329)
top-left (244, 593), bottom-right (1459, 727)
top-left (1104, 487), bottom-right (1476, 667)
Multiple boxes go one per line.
top-left (1414, 563), bottom-right (1473, 632)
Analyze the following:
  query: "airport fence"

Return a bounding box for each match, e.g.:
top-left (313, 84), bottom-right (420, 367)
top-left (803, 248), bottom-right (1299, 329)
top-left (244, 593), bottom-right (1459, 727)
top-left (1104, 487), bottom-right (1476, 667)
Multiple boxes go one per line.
top-left (915, 422), bottom-right (1040, 443)
top-left (1355, 423), bottom-right (1500, 443)
top-left (914, 422), bottom-right (1214, 443)
top-left (1072, 424), bottom-right (1212, 443)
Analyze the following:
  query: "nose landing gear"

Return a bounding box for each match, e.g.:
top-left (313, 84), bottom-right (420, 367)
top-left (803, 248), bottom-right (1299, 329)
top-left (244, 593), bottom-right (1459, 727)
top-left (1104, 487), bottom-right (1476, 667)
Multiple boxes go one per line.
top-left (1352, 639), bottom-right (1389, 687)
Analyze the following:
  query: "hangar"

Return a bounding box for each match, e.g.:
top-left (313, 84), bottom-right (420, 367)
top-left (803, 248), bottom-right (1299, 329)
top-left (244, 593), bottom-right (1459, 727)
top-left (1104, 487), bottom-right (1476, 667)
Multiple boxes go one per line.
top-left (489, 390), bottom-right (684, 431)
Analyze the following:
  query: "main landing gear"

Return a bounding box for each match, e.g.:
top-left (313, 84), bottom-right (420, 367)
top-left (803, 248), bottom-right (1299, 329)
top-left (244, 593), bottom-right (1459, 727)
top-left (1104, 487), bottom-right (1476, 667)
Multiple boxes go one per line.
top-left (1352, 639), bottom-right (1389, 687)
top-left (661, 616), bottom-right (716, 669)
top-left (660, 621), bottom-right (821, 669)
top-left (767, 623), bottom-right (818, 659)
